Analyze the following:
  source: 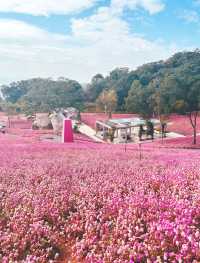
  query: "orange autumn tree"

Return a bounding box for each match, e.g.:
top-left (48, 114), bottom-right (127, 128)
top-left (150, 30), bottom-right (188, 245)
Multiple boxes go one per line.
top-left (96, 89), bottom-right (118, 118)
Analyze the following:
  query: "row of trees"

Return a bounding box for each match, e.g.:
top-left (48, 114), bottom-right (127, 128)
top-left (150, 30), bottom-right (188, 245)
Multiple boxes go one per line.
top-left (0, 78), bottom-right (84, 115)
top-left (124, 52), bottom-right (200, 144)
top-left (2, 51), bottom-right (199, 116)
top-left (87, 51), bottom-right (200, 144)
top-left (0, 51), bottom-right (199, 143)
top-left (85, 51), bottom-right (199, 112)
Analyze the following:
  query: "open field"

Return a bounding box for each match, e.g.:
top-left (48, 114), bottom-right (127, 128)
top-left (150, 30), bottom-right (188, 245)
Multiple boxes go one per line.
top-left (167, 115), bottom-right (200, 136)
top-left (1, 6), bottom-right (200, 262)
top-left (0, 116), bottom-right (200, 262)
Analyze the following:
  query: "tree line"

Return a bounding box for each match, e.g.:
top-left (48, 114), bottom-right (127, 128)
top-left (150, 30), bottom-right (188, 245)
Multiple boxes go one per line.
top-left (86, 50), bottom-right (200, 144)
top-left (0, 78), bottom-right (84, 115)
top-left (0, 50), bottom-right (200, 143)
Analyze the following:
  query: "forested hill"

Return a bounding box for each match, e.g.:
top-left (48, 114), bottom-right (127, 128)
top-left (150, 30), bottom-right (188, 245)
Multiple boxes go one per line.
top-left (1, 50), bottom-right (200, 115)
top-left (86, 50), bottom-right (200, 114)
top-left (0, 78), bottom-right (84, 114)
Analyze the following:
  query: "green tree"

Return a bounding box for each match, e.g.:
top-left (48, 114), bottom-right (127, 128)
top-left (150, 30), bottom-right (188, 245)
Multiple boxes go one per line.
top-left (20, 79), bottom-right (84, 114)
top-left (125, 80), bottom-right (153, 119)
top-left (85, 74), bottom-right (106, 102)
top-left (1, 80), bottom-right (34, 103)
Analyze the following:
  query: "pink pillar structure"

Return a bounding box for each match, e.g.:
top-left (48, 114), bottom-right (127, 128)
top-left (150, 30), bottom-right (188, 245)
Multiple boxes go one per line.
top-left (62, 119), bottom-right (74, 143)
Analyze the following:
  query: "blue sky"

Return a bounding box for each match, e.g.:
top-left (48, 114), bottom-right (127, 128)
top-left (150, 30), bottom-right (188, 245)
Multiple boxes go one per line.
top-left (0, 0), bottom-right (199, 84)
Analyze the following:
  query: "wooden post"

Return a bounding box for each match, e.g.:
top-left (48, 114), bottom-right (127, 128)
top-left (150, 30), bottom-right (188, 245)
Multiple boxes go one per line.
top-left (8, 116), bottom-right (10, 128)
top-left (103, 124), bottom-right (105, 140)
top-left (139, 143), bottom-right (142, 160)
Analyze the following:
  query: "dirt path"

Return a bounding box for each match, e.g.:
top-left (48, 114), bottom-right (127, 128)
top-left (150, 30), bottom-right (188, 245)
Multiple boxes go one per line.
top-left (78, 123), bottom-right (104, 143)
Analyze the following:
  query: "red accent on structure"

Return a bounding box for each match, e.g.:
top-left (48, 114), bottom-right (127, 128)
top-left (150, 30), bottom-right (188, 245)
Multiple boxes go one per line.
top-left (62, 119), bottom-right (74, 143)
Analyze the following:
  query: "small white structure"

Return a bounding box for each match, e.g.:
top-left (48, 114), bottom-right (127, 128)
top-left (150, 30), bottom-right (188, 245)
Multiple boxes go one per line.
top-left (33, 113), bottom-right (52, 129)
top-left (63, 107), bottom-right (79, 120)
top-left (32, 108), bottom-right (79, 132)
top-left (50, 112), bottom-right (65, 134)
top-left (49, 108), bottom-right (80, 134)
top-left (95, 118), bottom-right (161, 143)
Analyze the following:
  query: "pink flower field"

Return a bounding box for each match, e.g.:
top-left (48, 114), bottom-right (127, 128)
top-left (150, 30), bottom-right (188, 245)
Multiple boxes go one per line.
top-left (165, 114), bottom-right (200, 136)
top-left (1, 124), bottom-right (200, 262)
top-left (150, 135), bottom-right (200, 149)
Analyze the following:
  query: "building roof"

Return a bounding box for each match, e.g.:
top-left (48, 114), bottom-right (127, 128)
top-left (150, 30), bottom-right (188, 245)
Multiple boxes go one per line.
top-left (96, 118), bottom-right (160, 130)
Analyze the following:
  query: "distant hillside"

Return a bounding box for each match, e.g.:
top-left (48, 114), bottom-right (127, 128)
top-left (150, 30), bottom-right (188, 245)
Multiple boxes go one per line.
top-left (1, 50), bottom-right (200, 117)
top-left (85, 50), bottom-right (200, 113)
top-left (0, 78), bottom-right (84, 114)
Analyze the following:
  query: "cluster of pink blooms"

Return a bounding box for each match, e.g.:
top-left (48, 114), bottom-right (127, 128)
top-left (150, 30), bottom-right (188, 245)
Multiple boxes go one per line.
top-left (167, 114), bottom-right (200, 136)
top-left (1, 123), bottom-right (200, 263)
top-left (150, 136), bottom-right (200, 149)
top-left (8, 120), bottom-right (32, 129)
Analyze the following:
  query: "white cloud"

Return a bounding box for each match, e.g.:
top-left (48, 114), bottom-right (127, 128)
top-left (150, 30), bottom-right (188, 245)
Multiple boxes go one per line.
top-left (0, 0), bottom-right (165, 16)
top-left (0, 1), bottom-right (179, 84)
top-left (70, 7), bottom-right (176, 75)
top-left (0, 0), bottom-right (96, 16)
top-left (180, 10), bottom-right (199, 23)
top-left (0, 9), bottom-right (178, 84)
top-left (0, 19), bottom-right (49, 40)
top-left (111, 0), bottom-right (165, 15)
